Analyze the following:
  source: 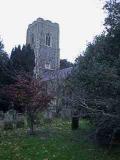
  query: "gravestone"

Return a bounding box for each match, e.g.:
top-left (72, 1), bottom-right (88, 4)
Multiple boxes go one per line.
top-left (4, 109), bottom-right (17, 122)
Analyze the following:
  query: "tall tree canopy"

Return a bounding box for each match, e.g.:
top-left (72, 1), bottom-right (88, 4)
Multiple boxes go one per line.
top-left (10, 45), bottom-right (35, 75)
top-left (60, 59), bottom-right (73, 69)
top-left (0, 39), bottom-right (13, 111)
top-left (104, 0), bottom-right (120, 34)
top-left (0, 39), bottom-right (11, 85)
top-left (0, 43), bottom-right (35, 112)
top-left (68, 0), bottom-right (120, 146)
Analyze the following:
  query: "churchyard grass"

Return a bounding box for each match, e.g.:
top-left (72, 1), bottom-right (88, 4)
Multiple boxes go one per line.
top-left (0, 118), bottom-right (120, 160)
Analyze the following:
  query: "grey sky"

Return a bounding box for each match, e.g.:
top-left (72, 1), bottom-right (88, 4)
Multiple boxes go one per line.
top-left (0, 0), bottom-right (105, 62)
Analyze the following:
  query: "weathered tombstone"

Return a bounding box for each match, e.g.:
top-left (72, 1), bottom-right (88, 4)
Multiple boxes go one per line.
top-left (4, 109), bottom-right (17, 129)
top-left (16, 113), bottom-right (25, 128)
top-left (4, 109), bottom-right (17, 122)
top-left (61, 108), bottom-right (71, 119)
top-left (44, 109), bottom-right (53, 120)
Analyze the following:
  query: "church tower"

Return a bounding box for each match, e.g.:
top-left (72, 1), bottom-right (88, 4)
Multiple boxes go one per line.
top-left (26, 18), bottom-right (60, 77)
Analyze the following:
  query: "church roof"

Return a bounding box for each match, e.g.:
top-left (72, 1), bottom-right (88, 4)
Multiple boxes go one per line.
top-left (42, 67), bottom-right (73, 81)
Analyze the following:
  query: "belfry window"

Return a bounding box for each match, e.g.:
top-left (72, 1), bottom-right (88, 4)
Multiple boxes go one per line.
top-left (45, 63), bottom-right (51, 69)
top-left (45, 33), bottom-right (51, 46)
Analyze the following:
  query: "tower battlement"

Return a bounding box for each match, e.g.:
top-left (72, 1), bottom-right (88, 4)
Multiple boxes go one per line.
top-left (28, 18), bottom-right (59, 29)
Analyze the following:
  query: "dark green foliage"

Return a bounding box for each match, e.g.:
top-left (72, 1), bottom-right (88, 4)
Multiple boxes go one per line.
top-left (16, 121), bottom-right (24, 128)
top-left (60, 59), bottom-right (73, 69)
top-left (104, 0), bottom-right (120, 34)
top-left (96, 117), bottom-right (120, 146)
top-left (0, 40), bottom-right (11, 85)
top-left (4, 122), bottom-right (13, 130)
top-left (10, 44), bottom-right (35, 75)
top-left (71, 32), bottom-right (120, 145)
top-left (0, 42), bottom-right (35, 112)
top-left (69, 0), bottom-right (120, 146)
top-left (0, 40), bottom-right (13, 111)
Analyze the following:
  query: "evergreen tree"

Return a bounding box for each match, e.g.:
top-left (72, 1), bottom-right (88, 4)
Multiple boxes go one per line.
top-left (69, 0), bottom-right (120, 146)
top-left (0, 39), bottom-right (11, 85)
top-left (0, 39), bottom-right (12, 111)
top-left (104, 0), bottom-right (120, 34)
top-left (10, 44), bottom-right (35, 75)
top-left (60, 59), bottom-right (73, 69)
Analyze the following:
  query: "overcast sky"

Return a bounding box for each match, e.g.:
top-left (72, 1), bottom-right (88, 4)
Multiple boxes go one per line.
top-left (0, 0), bottom-right (105, 62)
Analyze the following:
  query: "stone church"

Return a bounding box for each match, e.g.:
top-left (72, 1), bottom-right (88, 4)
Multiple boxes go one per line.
top-left (26, 18), bottom-right (72, 118)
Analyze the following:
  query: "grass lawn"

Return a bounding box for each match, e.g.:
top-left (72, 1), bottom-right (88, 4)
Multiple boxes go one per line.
top-left (0, 119), bottom-right (120, 160)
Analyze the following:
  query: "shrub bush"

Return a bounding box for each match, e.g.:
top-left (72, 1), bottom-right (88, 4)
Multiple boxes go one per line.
top-left (4, 122), bottom-right (13, 130)
top-left (96, 117), bottom-right (120, 146)
top-left (16, 121), bottom-right (24, 128)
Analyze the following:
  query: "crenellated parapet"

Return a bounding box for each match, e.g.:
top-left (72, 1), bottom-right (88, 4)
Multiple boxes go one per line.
top-left (28, 18), bottom-right (59, 29)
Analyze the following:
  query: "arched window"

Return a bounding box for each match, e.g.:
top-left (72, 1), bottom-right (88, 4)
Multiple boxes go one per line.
top-left (45, 33), bottom-right (51, 46)
top-left (45, 63), bottom-right (51, 69)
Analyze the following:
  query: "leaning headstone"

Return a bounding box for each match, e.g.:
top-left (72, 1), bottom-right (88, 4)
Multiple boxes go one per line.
top-left (60, 108), bottom-right (71, 119)
top-left (44, 110), bottom-right (53, 120)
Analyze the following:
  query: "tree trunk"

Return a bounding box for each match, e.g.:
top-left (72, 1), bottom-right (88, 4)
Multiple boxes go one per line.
top-left (30, 120), bottom-right (34, 135)
top-left (28, 113), bottom-right (35, 135)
